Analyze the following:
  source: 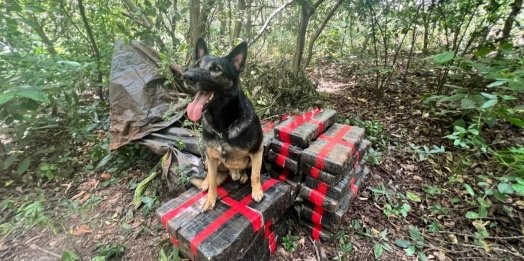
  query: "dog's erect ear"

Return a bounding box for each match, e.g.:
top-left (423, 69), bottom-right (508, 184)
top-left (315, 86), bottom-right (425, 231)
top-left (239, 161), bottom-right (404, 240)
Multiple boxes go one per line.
top-left (195, 37), bottom-right (209, 61)
top-left (227, 42), bottom-right (248, 72)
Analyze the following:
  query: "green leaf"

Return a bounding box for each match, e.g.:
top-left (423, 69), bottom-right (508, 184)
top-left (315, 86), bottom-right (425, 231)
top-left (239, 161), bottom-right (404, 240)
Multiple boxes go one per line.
top-left (516, 177), bottom-right (524, 185)
top-left (418, 252), bottom-right (428, 261)
top-left (460, 98), bottom-right (476, 109)
top-left (494, 190), bottom-right (507, 201)
top-left (513, 184), bottom-right (524, 197)
top-left (482, 99), bottom-right (498, 109)
top-left (498, 183), bottom-right (513, 194)
top-left (466, 211), bottom-right (480, 219)
top-left (464, 184), bottom-right (475, 196)
top-left (373, 243), bottom-right (383, 259)
top-left (479, 206), bottom-right (488, 218)
top-left (409, 227), bottom-right (421, 240)
top-left (133, 171), bottom-right (158, 209)
top-left (16, 158), bottom-right (31, 175)
top-left (500, 43), bottom-right (513, 50)
top-left (394, 239), bottom-right (411, 248)
top-left (480, 92), bottom-right (497, 100)
top-left (16, 88), bottom-right (50, 103)
top-left (60, 250), bottom-right (80, 261)
top-left (406, 245), bottom-right (416, 256)
top-left (57, 61), bottom-right (81, 67)
top-left (3, 154), bottom-right (18, 169)
top-left (96, 153), bottom-right (113, 169)
top-left (475, 47), bottom-right (492, 57)
top-left (514, 104), bottom-right (524, 111)
top-left (0, 93), bottom-right (15, 105)
top-left (434, 51), bottom-right (455, 64)
top-left (406, 191), bottom-right (421, 202)
top-left (439, 93), bottom-right (464, 102)
top-left (487, 80), bottom-right (507, 88)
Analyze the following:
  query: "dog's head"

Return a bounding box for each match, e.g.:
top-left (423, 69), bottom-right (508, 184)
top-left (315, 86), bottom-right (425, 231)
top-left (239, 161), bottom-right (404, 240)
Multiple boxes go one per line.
top-left (184, 38), bottom-right (248, 122)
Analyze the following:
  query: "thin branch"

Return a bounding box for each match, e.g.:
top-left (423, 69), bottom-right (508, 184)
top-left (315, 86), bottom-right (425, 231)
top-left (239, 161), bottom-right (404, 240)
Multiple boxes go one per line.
top-left (249, 0), bottom-right (293, 46)
top-left (303, 0), bottom-right (344, 69)
top-left (78, 0), bottom-right (104, 102)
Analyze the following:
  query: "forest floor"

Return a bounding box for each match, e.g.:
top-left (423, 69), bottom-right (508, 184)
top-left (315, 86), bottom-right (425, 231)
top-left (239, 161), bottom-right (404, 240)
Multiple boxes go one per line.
top-left (1, 60), bottom-right (523, 261)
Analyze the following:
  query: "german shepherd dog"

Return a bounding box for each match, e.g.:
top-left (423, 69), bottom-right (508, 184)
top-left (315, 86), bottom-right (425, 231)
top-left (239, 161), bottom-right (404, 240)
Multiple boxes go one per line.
top-left (183, 38), bottom-right (264, 212)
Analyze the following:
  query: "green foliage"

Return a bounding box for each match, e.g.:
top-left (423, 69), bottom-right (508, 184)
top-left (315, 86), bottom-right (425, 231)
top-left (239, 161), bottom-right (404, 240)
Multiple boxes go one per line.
top-left (282, 231), bottom-right (299, 252)
top-left (394, 227), bottom-right (427, 261)
top-left (370, 183), bottom-right (411, 218)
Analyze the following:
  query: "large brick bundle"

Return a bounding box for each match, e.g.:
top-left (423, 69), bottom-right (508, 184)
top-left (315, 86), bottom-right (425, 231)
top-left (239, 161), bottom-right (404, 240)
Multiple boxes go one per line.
top-left (301, 167), bottom-right (369, 241)
top-left (265, 108), bottom-right (335, 193)
top-left (296, 123), bottom-right (371, 242)
top-left (156, 175), bottom-right (294, 261)
top-left (273, 108), bottom-right (337, 148)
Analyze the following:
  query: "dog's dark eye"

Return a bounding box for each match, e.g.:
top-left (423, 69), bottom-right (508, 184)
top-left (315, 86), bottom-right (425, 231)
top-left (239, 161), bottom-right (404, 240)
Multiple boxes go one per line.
top-left (210, 66), bottom-right (221, 73)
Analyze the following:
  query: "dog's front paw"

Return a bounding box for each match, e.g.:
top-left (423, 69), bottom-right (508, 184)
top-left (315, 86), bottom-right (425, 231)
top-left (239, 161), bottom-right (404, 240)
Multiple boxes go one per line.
top-left (239, 171), bottom-right (248, 184)
top-left (251, 188), bottom-right (264, 202)
top-left (200, 178), bottom-right (209, 191)
top-left (230, 170), bottom-right (241, 181)
top-left (202, 195), bottom-right (217, 212)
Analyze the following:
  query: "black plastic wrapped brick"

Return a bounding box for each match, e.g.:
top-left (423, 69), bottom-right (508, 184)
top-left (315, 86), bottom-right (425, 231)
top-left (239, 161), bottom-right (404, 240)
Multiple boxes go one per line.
top-left (156, 175), bottom-right (294, 261)
top-left (267, 150), bottom-right (299, 174)
top-left (301, 167), bottom-right (369, 233)
top-left (301, 123), bottom-right (365, 175)
top-left (273, 109), bottom-right (337, 148)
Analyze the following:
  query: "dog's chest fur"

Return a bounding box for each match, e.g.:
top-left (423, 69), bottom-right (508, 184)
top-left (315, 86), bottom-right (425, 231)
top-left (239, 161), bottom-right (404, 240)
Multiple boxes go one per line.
top-left (204, 139), bottom-right (250, 170)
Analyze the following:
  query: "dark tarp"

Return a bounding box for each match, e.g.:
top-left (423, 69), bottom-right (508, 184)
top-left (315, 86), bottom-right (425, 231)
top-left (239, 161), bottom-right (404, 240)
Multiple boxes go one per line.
top-left (108, 39), bottom-right (203, 193)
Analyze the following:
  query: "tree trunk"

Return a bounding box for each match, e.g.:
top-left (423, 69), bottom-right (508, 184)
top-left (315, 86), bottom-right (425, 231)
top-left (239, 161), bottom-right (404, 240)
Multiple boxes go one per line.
top-left (292, 2), bottom-right (315, 77)
top-left (497, 0), bottom-right (522, 56)
top-left (188, 0), bottom-right (213, 61)
top-left (77, 0), bottom-right (104, 102)
top-left (303, 0), bottom-right (344, 69)
top-left (233, 0), bottom-right (246, 41)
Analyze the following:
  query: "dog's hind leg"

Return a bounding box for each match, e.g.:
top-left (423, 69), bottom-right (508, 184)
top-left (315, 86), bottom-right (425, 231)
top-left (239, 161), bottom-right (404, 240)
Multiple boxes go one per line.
top-left (239, 170), bottom-right (248, 184)
top-left (249, 146), bottom-right (264, 202)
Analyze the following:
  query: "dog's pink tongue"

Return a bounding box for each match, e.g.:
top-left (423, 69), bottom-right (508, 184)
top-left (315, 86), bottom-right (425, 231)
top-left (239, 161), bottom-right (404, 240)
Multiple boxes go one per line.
top-left (187, 91), bottom-right (212, 122)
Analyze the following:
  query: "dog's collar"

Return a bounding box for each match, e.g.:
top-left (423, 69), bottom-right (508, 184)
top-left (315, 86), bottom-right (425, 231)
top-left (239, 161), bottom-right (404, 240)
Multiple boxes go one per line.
top-left (212, 119), bottom-right (239, 139)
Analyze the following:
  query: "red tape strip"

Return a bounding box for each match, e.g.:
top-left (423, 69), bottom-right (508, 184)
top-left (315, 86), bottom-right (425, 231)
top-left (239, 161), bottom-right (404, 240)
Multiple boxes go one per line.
top-left (275, 154), bottom-right (286, 168)
top-left (312, 224), bottom-right (323, 241)
top-left (314, 126), bottom-right (354, 170)
top-left (281, 142), bottom-right (290, 157)
top-left (278, 108), bottom-right (322, 143)
top-left (308, 188), bottom-right (327, 207)
top-left (350, 177), bottom-right (358, 199)
top-left (312, 204), bottom-right (325, 225)
top-left (170, 235), bottom-right (180, 247)
top-left (262, 121), bottom-right (275, 133)
top-left (310, 166), bottom-right (320, 179)
top-left (269, 232), bottom-right (277, 254)
top-left (161, 187), bottom-right (229, 227)
top-left (190, 179), bottom-right (278, 257)
top-left (264, 220), bottom-right (276, 255)
top-left (316, 181), bottom-right (329, 195)
top-left (278, 168), bottom-right (289, 182)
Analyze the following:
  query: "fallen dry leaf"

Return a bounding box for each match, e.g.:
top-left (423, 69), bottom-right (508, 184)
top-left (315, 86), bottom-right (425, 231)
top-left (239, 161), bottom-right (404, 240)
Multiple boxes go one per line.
top-left (79, 179), bottom-right (98, 191)
top-left (80, 193), bottom-right (91, 204)
top-left (71, 224), bottom-right (93, 236)
top-left (100, 172), bottom-right (111, 180)
top-left (71, 190), bottom-right (85, 200)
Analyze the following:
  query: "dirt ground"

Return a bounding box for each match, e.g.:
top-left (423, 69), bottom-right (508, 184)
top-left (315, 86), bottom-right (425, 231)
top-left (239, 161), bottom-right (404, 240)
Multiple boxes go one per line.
top-left (1, 62), bottom-right (523, 261)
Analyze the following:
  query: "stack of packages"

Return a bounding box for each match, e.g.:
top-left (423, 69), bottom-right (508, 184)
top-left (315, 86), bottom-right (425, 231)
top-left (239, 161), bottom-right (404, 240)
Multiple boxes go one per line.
top-left (299, 124), bottom-right (371, 242)
top-left (156, 175), bottom-right (294, 260)
top-left (265, 108), bottom-right (338, 194)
